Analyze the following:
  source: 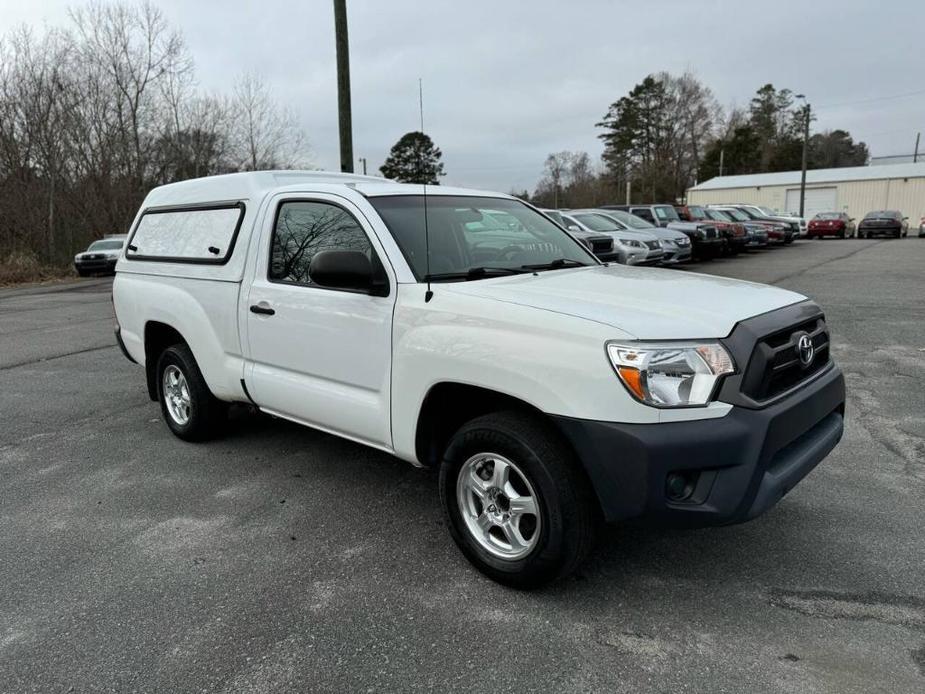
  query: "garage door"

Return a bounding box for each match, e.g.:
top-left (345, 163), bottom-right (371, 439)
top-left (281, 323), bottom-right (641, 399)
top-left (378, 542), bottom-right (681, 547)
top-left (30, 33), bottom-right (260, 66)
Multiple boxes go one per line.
top-left (785, 187), bottom-right (837, 218)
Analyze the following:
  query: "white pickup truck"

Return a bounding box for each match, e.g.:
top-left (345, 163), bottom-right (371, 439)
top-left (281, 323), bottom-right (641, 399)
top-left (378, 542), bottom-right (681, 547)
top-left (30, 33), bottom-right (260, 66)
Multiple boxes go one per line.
top-left (113, 171), bottom-right (845, 587)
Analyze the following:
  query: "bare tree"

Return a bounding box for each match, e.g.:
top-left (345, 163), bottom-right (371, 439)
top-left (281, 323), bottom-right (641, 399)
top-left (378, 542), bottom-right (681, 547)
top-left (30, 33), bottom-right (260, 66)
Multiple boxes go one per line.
top-left (0, 2), bottom-right (312, 275)
top-left (231, 72), bottom-right (310, 171)
top-left (69, 1), bottom-right (192, 189)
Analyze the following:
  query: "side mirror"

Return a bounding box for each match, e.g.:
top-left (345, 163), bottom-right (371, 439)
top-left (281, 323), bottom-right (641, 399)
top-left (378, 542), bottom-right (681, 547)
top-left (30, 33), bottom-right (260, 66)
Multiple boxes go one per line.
top-left (567, 225), bottom-right (581, 232)
top-left (309, 250), bottom-right (387, 295)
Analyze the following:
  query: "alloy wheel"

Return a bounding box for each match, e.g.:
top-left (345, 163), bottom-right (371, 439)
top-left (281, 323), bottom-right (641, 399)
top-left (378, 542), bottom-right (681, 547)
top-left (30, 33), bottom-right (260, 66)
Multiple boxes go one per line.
top-left (456, 453), bottom-right (541, 560)
top-left (163, 365), bottom-right (192, 426)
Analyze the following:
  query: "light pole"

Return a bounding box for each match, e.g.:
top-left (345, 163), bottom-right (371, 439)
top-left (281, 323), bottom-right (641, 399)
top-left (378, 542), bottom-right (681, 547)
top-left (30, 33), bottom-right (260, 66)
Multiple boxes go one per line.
top-left (796, 93), bottom-right (810, 218)
top-left (333, 0), bottom-right (354, 173)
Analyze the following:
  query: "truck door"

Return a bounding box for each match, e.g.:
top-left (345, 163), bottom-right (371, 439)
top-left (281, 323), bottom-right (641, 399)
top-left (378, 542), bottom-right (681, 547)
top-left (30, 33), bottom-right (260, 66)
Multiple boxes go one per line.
top-left (242, 194), bottom-right (396, 449)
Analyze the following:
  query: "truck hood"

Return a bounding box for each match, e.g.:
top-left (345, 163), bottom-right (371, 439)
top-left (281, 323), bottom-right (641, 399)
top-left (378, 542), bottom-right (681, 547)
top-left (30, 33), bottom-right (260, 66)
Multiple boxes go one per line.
top-left (442, 265), bottom-right (805, 339)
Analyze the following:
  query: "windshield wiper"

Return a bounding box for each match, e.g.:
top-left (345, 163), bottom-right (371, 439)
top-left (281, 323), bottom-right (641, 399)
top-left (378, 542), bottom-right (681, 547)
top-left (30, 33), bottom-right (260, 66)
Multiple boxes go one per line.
top-left (519, 258), bottom-right (588, 271)
top-left (425, 266), bottom-right (527, 282)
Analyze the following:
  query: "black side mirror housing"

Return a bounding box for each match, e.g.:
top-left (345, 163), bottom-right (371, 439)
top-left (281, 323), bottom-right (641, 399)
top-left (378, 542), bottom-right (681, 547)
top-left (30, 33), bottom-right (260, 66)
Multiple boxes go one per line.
top-left (309, 250), bottom-right (389, 296)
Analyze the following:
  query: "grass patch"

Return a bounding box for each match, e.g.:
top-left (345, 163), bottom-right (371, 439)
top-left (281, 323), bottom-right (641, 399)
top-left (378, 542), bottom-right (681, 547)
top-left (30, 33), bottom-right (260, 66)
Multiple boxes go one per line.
top-left (0, 252), bottom-right (75, 287)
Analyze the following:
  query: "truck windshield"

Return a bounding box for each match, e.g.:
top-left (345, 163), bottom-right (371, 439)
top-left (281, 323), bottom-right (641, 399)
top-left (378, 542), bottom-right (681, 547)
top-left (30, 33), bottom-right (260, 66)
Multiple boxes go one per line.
top-left (686, 206), bottom-right (707, 219)
top-left (369, 196), bottom-right (595, 281)
top-left (719, 208), bottom-right (750, 222)
top-left (88, 239), bottom-right (124, 251)
top-left (654, 206), bottom-right (681, 221)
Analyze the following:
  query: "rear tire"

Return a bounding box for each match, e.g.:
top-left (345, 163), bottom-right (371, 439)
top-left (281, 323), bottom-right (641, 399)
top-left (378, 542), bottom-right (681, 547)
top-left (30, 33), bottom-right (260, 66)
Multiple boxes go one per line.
top-left (439, 411), bottom-right (598, 589)
top-left (156, 344), bottom-right (227, 442)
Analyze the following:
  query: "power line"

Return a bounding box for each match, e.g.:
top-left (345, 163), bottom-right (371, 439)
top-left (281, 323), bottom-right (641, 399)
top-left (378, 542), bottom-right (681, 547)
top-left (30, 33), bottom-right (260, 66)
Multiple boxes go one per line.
top-left (814, 88), bottom-right (925, 111)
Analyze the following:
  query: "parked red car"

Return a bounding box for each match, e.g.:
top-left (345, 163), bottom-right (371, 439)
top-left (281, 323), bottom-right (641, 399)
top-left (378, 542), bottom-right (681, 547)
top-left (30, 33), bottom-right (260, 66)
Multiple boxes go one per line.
top-left (709, 206), bottom-right (789, 244)
top-left (676, 205), bottom-right (747, 254)
top-left (807, 212), bottom-right (855, 239)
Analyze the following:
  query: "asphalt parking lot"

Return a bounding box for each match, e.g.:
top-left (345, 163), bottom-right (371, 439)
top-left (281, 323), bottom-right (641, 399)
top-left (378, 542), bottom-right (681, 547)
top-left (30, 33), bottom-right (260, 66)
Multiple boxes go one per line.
top-left (1, 238), bottom-right (924, 693)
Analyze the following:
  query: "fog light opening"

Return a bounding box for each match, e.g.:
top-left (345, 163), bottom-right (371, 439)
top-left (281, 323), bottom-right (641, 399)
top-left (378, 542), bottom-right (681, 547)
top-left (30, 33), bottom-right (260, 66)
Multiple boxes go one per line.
top-left (665, 471), bottom-right (699, 502)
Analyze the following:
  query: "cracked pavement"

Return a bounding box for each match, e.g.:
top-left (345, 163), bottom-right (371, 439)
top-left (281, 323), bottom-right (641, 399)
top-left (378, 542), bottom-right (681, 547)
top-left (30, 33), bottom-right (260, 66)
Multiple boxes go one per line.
top-left (0, 238), bottom-right (923, 693)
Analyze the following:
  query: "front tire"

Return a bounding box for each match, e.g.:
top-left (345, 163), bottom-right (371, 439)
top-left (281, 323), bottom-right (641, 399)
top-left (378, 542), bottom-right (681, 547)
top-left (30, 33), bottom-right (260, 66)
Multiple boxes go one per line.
top-left (439, 411), bottom-right (598, 589)
top-left (156, 344), bottom-right (227, 441)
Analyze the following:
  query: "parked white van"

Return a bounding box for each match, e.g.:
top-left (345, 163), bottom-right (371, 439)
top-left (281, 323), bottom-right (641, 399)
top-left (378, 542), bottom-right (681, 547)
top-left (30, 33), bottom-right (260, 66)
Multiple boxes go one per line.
top-left (113, 171), bottom-right (845, 587)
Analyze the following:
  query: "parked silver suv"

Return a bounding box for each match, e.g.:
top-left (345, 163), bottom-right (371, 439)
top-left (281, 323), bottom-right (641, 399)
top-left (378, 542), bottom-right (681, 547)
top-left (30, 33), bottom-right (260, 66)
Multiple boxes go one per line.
top-left (561, 210), bottom-right (664, 265)
top-left (597, 209), bottom-right (692, 264)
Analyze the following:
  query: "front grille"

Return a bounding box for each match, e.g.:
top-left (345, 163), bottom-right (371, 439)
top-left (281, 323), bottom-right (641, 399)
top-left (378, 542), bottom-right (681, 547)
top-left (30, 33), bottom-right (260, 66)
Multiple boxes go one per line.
top-left (699, 225), bottom-right (718, 239)
top-left (644, 240), bottom-right (660, 250)
top-left (590, 238), bottom-right (614, 254)
top-left (741, 316), bottom-right (831, 401)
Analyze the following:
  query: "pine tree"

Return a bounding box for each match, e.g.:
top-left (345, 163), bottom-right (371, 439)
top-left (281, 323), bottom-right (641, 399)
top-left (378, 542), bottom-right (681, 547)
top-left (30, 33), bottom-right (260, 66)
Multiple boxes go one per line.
top-left (379, 131), bottom-right (445, 184)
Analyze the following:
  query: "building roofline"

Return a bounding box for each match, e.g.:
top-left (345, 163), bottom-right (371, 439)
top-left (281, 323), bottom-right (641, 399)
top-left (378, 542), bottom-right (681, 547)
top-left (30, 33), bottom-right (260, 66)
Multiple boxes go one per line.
top-left (689, 162), bottom-right (925, 192)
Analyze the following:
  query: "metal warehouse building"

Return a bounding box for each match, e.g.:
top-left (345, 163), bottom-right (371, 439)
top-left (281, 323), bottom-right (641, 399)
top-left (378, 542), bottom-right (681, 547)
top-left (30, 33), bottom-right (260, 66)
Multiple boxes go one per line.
top-left (687, 163), bottom-right (925, 222)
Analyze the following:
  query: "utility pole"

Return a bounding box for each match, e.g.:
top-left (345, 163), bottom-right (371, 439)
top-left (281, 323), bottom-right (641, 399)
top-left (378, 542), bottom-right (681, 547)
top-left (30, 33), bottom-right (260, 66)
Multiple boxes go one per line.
top-left (333, 0), bottom-right (354, 173)
top-left (915, 132), bottom-right (921, 163)
top-left (358, 157), bottom-right (367, 175)
top-left (719, 148), bottom-right (725, 177)
top-left (797, 96), bottom-right (810, 218)
top-left (625, 179), bottom-right (631, 205)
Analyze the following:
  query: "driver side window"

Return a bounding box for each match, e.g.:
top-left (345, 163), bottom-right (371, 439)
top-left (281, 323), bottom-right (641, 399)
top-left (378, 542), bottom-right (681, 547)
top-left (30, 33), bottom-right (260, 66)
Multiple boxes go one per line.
top-left (269, 201), bottom-right (374, 286)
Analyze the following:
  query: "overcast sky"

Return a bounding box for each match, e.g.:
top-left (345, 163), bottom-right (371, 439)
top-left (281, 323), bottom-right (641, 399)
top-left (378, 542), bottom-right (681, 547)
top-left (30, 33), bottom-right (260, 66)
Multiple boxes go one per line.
top-left (3, 0), bottom-right (924, 191)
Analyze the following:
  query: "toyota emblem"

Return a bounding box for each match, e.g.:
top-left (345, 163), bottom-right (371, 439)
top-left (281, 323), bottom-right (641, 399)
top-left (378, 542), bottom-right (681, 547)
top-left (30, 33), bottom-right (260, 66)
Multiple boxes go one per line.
top-left (796, 334), bottom-right (814, 367)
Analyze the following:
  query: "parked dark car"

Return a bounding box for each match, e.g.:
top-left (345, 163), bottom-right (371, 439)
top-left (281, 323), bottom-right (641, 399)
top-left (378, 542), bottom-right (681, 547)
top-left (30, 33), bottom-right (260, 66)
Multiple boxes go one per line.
top-left (540, 209), bottom-right (620, 262)
top-left (602, 204), bottom-right (723, 259)
top-left (704, 208), bottom-right (769, 247)
top-left (857, 210), bottom-right (909, 238)
top-left (676, 204), bottom-right (747, 255)
top-left (708, 206), bottom-right (790, 245)
top-left (73, 236), bottom-right (126, 276)
top-left (807, 212), bottom-right (855, 239)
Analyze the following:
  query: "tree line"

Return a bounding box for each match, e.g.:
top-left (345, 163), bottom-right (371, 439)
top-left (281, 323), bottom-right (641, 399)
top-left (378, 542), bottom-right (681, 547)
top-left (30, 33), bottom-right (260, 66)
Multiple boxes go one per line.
top-left (528, 73), bottom-right (870, 209)
top-left (0, 1), bottom-right (308, 269)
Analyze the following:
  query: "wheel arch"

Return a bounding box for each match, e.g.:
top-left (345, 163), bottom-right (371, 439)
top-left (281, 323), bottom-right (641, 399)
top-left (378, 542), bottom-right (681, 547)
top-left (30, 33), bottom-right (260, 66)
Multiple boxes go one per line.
top-left (143, 321), bottom-right (188, 401)
top-left (413, 382), bottom-right (550, 468)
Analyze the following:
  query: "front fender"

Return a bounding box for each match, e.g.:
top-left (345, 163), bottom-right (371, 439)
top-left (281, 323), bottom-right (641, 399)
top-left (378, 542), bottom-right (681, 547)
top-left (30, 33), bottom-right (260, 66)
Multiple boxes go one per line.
top-left (389, 286), bottom-right (656, 462)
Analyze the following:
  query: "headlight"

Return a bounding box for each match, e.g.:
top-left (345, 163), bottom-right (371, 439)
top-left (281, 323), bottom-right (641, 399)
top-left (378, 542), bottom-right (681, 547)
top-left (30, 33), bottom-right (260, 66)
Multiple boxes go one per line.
top-left (606, 341), bottom-right (735, 407)
top-left (617, 238), bottom-right (644, 248)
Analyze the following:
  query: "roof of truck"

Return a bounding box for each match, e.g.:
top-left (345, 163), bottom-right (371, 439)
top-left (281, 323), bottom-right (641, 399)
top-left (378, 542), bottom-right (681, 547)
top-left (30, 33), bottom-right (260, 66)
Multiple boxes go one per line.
top-left (142, 170), bottom-right (509, 207)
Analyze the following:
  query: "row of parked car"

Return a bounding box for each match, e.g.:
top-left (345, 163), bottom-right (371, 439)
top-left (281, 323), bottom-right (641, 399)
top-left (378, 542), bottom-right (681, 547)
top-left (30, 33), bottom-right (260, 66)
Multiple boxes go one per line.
top-left (540, 203), bottom-right (800, 267)
top-left (806, 210), bottom-right (922, 239)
